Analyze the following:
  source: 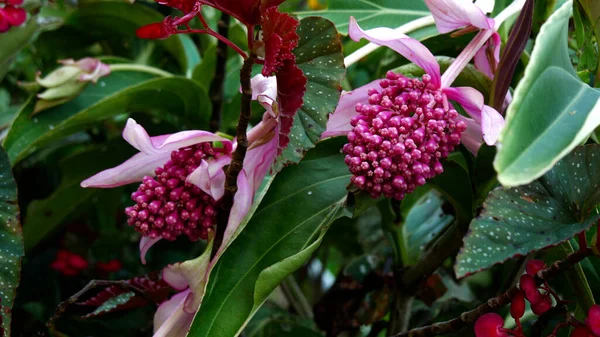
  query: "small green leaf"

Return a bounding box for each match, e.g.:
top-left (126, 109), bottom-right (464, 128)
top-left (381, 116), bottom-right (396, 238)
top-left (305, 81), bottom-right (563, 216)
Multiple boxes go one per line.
top-left (0, 18), bottom-right (37, 83)
top-left (84, 292), bottom-right (136, 319)
top-left (188, 138), bottom-right (351, 337)
top-left (4, 73), bottom-right (210, 164)
top-left (274, 17), bottom-right (345, 170)
top-left (456, 145), bottom-right (600, 278)
top-left (293, 0), bottom-right (431, 35)
top-left (0, 147), bottom-right (22, 337)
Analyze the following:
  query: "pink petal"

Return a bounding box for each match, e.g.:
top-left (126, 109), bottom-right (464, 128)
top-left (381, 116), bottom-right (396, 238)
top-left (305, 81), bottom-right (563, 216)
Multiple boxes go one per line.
top-left (153, 289), bottom-right (194, 337)
top-left (244, 131), bottom-right (278, 194)
top-left (186, 155), bottom-right (231, 200)
top-left (443, 86), bottom-right (484, 122)
top-left (481, 105), bottom-right (504, 145)
top-left (140, 237), bottom-right (161, 265)
top-left (348, 17), bottom-right (441, 88)
top-left (425, 0), bottom-right (494, 34)
top-left (322, 80), bottom-right (383, 139)
top-left (457, 115), bottom-right (484, 154)
top-left (123, 118), bottom-right (233, 155)
top-left (80, 151), bottom-right (171, 188)
top-left (474, 32), bottom-right (501, 79)
top-left (162, 266), bottom-right (189, 291)
top-left (251, 74), bottom-right (278, 117)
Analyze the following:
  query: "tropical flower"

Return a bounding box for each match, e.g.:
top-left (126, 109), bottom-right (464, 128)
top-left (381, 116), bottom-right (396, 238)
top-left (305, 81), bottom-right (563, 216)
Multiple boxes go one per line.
top-left (0, 0), bottom-right (26, 33)
top-left (424, 0), bottom-right (526, 79)
top-left (323, 18), bottom-right (504, 200)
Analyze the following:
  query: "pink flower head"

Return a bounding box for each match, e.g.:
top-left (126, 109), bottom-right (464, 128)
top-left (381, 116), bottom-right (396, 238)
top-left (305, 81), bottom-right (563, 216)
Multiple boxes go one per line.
top-left (323, 18), bottom-right (503, 200)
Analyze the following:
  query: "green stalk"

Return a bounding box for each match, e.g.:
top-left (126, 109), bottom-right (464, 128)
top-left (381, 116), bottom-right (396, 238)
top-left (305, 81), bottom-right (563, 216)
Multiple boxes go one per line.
top-left (109, 64), bottom-right (173, 77)
top-left (561, 241), bottom-right (595, 312)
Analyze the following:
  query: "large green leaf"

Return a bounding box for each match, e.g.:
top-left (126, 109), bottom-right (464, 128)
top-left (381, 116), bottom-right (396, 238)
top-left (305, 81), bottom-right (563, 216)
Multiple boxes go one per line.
top-left (293, 0), bottom-right (431, 35)
top-left (274, 17), bottom-right (345, 170)
top-left (4, 73), bottom-right (210, 164)
top-left (494, 0), bottom-right (600, 187)
top-left (455, 145), bottom-right (600, 278)
top-left (244, 306), bottom-right (324, 337)
top-left (23, 143), bottom-right (133, 251)
top-left (0, 147), bottom-right (22, 337)
top-left (188, 138), bottom-right (351, 337)
top-left (0, 18), bottom-right (37, 83)
top-left (67, 1), bottom-right (200, 75)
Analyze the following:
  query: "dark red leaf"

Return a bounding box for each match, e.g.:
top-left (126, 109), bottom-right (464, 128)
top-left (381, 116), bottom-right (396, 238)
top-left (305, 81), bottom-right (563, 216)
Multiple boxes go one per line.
top-left (261, 7), bottom-right (300, 76)
top-left (276, 60), bottom-right (307, 155)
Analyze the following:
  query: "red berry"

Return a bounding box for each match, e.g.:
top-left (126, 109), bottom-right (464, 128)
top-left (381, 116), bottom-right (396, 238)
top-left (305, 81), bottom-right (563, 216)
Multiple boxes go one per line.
top-left (571, 327), bottom-right (592, 337)
top-left (587, 304), bottom-right (600, 336)
top-left (96, 259), bottom-right (123, 273)
top-left (526, 259), bottom-right (546, 277)
top-left (531, 294), bottom-right (552, 315)
top-left (510, 291), bottom-right (526, 319)
top-left (474, 313), bottom-right (509, 337)
top-left (519, 274), bottom-right (542, 305)
top-left (67, 253), bottom-right (89, 270)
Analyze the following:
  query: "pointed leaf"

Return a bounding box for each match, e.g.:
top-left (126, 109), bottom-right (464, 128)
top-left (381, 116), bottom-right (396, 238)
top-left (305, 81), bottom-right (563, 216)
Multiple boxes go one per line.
top-left (456, 144), bottom-right (600, 278)
top-left (188, 138), bottom-right (351, 337)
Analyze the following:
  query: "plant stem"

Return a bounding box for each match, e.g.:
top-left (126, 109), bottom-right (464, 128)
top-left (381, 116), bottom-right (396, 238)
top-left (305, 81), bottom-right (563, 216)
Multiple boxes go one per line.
top-left (392, 247), bottom-right (593, 337)
top-left (208, 13), bottom-right (230, 132)
top-left (388, 290), bottom-right (414, 336)
top-left (211, 52), bottom-right (257, 259)
top-left (108, 64), bottom-right (173, 77)
top-left (562, 241), bottom-right (595, 312)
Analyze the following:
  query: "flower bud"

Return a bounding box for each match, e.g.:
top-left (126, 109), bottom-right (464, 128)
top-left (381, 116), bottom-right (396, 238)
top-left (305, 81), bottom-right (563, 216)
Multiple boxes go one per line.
top-left (587, 304), bottom-right (600, 336)
top-left (474, 313), bottom-right (509, 337)
top-left (526, 259), bottom-right (546, 277)
top-left (510, 291), bottom-right (526, 319)
top-left (531, 294), bottom-right (552, 315)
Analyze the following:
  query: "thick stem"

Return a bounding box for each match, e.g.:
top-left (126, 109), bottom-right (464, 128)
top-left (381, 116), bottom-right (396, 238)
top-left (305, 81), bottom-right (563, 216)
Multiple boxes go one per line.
top-left (392, 248), bottom-right (593, 337)
top-left (388, 290), bottom-right (414, 336)
top-left (211, 52), bottom-right (257, 259)
top-left (208, 13), bottom-right (230, 132)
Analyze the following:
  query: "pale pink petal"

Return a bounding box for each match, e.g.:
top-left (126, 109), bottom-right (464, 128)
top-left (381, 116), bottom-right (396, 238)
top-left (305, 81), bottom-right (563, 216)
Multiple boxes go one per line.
top-left (162, 267), bottom-right (189, 291)
top-left (443, 86), bottom-right (484, 122)
top-left (244, 131), bottom-right (278, 194)
top-left (425, 0), bottom-right (494, 34)
top-left (481, 105), bottom-right (505, 145)
top-left (187, 154), bottom-right (231, 200)
top-left (153, 289), bottom-right (194, 337)
top-left (251, 74), bottom-right (278, 117)
top-left (80, 151), bottom-right (171, 188)
top-left (322, 80), bottom-right (383, 139)
top-left (123, 118), bottom-right (233, 155)
top-left (475, 0), bottom-right (495, 14)
top-left (457, 115), bottom-right (484, 154)
top-left (215, 171), bottom-right (253, 256)
top-left (348, 17), bottom-right (441, 88)
top-left (474, 32), bottom-right (501, 79)
top-left (140, 237), bottom-right (162, 265)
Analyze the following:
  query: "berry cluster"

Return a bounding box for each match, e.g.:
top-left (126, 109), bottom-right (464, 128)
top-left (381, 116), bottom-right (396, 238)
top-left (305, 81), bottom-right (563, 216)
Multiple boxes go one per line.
top-left (344, 72), bottom-right (466, 200)
top-left (51, 250), bottom-right (89, 276)
top-left (475, 260), bottom-right (600, 337)
top-left (0, 0), bottom-right (26, 33)
top-left (125, 143), bottom-right (220, 242)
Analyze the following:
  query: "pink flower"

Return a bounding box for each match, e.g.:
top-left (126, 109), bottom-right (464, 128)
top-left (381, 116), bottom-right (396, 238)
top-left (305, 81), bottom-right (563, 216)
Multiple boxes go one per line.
top-left (322, 18), bottom-right (504, 200)
top-left (425, 0), bottom-right (525, 79)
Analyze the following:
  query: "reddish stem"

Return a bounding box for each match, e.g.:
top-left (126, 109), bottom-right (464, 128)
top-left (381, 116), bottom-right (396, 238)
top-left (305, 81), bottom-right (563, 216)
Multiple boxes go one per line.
top-left (596, 220), bottom-right (600, 253)
top-left (579, 231), bottom-right (588, 251)
top-left (177, 29), bottom-right (248, 58)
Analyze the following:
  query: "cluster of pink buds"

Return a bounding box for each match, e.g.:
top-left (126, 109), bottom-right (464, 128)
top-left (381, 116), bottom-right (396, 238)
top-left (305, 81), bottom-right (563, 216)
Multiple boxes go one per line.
top-left (51, 250), bottom-right (89, 276)
top-left (125, 143), bottom-right (220, 242)
top-left (343, 71), bottom-right (466, 200)
top-left (475, 260), bottom-right (600, 337)
top-left (0, 0), bottom-right (26, 32)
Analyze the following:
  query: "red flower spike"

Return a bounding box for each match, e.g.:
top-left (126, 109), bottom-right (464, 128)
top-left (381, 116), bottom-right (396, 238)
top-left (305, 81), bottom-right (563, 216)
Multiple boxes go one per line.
top-left (3, 6), bottom-right (26, 26)
top-left (474, 313), bottom-right (509, 337)
top-left (510, 291), bottom-right (526, 319)
top-left (519, 274), bottom-right (542, 305)
top-left (526, 259), bottom-right (546, 276)
top-left (531, 294), bottom-right (552, 315)
top-left (275, 61), bottom-right (307, 155)
top-left (587, 304), bottom-right (600, 335)
top-left (572, 327), bottom-right (593, 337)
top-left (261, 7), bottom-right (300, 76)
top-left (199, 0), bottom-right (284, 27)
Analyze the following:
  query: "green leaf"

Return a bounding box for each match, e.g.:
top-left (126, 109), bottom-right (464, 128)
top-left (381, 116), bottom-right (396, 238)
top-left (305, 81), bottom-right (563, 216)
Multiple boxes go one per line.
top-left (84, 292), bottom-right (136, 319)
top-left (402, 190), bottom-right (453, 265)
top-left (4, 73), bottom-right (210, 164)
top-left (430, 159), bottom-right (474, 227)
top-left (188, 138), bottom-right (351, 337)
top-left (455, 144), bottom-right (600, 278)
top-left (23, 142), bottom-right (134, 251)
top-left (494, 0), bottom-right (599, 187)
top-left (0, 147), bottom-right (22, 337)
top-left (494, 67), bottom-right (600, 187)
top-left (293, 0), bottom-right (431, 35)
top-left (0, 18), bottom-right (37, 83)
top-left (244, 306), bottom-right (324, 337)
top-left (274, 17), bottom-right (345, 170)
top-left (68, 0), bottom-right (199, 74)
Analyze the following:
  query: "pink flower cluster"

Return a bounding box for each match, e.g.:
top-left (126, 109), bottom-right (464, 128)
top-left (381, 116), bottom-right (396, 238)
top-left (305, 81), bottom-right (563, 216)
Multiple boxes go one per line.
top-left (0, 0), bottom-right (26, 33)
top-left (344, 72), bottom-right (466, 199)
